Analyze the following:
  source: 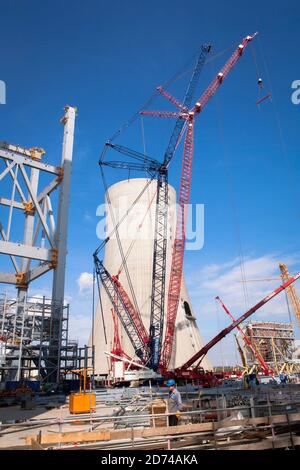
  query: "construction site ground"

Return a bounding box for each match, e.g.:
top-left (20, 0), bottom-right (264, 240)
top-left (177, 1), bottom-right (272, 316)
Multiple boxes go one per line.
top-left (0, 400), bottom-right (116, 449)
top-left (1, 383), bottom-right (300, 450)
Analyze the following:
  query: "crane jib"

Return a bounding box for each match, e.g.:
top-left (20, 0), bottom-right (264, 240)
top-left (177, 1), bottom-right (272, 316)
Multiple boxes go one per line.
top-left (178, 271), bottom-right (300, 371)
top-left (148, 44), bottom-right (212, 370)
top-left (160, 33), bottom-right (258, 371)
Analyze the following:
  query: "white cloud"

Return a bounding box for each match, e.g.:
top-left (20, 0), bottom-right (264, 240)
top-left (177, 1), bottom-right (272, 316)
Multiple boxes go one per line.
top-left (77, 272), bottom-right (94, 294)
top-left (66, 290), bottom-right (95, 346)
top-left (29, 294), bottom-right (52, 305)
top-left (84, 212), bottom-right (93, 222)
top-left (68, 313), bottom-right (92, 346)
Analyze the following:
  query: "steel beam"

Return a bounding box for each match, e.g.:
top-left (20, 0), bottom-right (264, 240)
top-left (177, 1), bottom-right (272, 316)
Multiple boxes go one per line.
top-left (51, 106), bottom-right (76, 312)
top-left (0, 222), bottom-right (20, 272)
top-left (37, 176), bottom-right (61, 203)
top-left (46, 195), bottom-right (55, 235)
top-left (0, 149), bottom-right (60, 174)
top-left (26, 263), bottom-right (52, 283)
top-left (0, 240), bottom-right (51, 261)
top-left (21, 165), bottom-right (40, 271)
top-left (49, 105), bottom-right (76, 383)
top-left (19, 163), bottom-right (53, 246)
top-left (0, 272), bottom-right (16, 284)
top-left (0, 197), bottom-right (24, 210)
top-left (3, 160), bottom-right (26, 202)
top-left (0, 160), bottom-right (15, 181)
top-left (17, 165), bottom-right (41, 323)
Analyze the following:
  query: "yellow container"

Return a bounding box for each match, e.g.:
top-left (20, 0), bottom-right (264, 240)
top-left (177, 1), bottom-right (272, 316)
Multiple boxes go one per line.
top-left (69, 392), bottom-right (96, 414)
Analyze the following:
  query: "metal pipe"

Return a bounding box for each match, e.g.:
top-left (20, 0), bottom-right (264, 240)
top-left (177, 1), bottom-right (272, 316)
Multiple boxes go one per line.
top-left (2, 398), bottom-right (300, 434)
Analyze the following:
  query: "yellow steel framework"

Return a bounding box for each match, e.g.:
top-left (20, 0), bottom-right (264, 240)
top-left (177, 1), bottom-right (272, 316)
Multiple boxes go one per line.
top-left (279, 262), bottom-right (300, 330)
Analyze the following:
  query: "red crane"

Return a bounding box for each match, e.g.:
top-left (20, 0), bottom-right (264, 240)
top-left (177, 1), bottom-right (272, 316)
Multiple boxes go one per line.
top-left (215, 296), bottom-right (271, 375)
top-left (175, 272), bottom-right (300, 373)
top-left (93, 255), bottom-right (150, 362)
top-left (142, 32), bottom-right (258, 370)
top-left (110, 305), bottom-right (132, 363)
top-left (111, 274), bottom-right (149, 348)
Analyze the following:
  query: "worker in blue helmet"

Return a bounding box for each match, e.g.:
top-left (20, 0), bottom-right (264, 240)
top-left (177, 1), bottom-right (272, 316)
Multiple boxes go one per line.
top-left (166, 379), bottom-right (182, 426)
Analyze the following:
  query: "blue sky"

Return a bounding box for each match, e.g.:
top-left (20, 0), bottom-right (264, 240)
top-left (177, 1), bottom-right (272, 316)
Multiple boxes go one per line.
top-left (1, 0), bottom-right (300, 366)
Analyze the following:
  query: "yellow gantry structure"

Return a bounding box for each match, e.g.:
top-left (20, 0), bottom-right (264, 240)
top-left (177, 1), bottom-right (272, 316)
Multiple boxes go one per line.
top-left (235, 335), bottom-right (247, 369)
top-left (279, 263), bottom-right (300, 330)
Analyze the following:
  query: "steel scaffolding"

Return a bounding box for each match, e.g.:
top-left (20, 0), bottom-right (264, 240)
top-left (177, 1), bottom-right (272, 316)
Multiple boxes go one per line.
top-left (0, 106), bottom-right (77, 383)
top-left (0, 293), bottom-right (93, 384)
top-left (241, 321), bottom-right (298, 373)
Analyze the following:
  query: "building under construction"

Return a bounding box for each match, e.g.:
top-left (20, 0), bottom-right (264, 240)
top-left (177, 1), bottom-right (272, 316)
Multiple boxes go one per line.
top-left (0, 107), bottom-right (93, 386)
top-left (0, 293), bottom-right (91, 384)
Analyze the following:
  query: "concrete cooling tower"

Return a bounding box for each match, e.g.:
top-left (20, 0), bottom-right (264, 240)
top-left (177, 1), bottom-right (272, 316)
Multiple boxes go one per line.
top-left (90, 178), bottom-right (212, 375)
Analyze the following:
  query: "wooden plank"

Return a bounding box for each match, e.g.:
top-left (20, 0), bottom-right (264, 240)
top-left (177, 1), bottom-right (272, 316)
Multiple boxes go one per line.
top-left (26, 423), bottom-right (209, 445)
top-left (26, 429), bottom-right (111, 446)
top-left (30, 439), bottom-right (45, 450)
top-left (142, 422), bottom-right (213, 438)
top-left (141, 412), bottom-right (300, 438)
top-left (108, 429), bottom-right (143, 441)
top-left (25, 412), bottom-right (300, 446)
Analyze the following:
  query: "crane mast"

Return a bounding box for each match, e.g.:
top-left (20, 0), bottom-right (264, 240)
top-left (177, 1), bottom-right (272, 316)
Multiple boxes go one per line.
top-left (95, 33), bottom-right (259, 374)
top-left (157, 33), bottom-right (258, 370)
top-left (148, 45), bottom-right (211, 370)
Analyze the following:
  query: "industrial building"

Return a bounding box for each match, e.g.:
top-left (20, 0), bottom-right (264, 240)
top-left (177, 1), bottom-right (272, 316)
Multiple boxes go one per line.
top-left (240, 321), bottom-right (300, 374)
top-left (0, 107), bottom-right (93, 385)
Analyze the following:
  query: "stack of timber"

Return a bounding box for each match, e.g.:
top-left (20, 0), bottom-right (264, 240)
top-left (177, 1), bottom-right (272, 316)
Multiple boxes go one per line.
top-left (148, 399), bottom-right (168, 428)
top-left (25, 411), bottom-right (300, 450)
